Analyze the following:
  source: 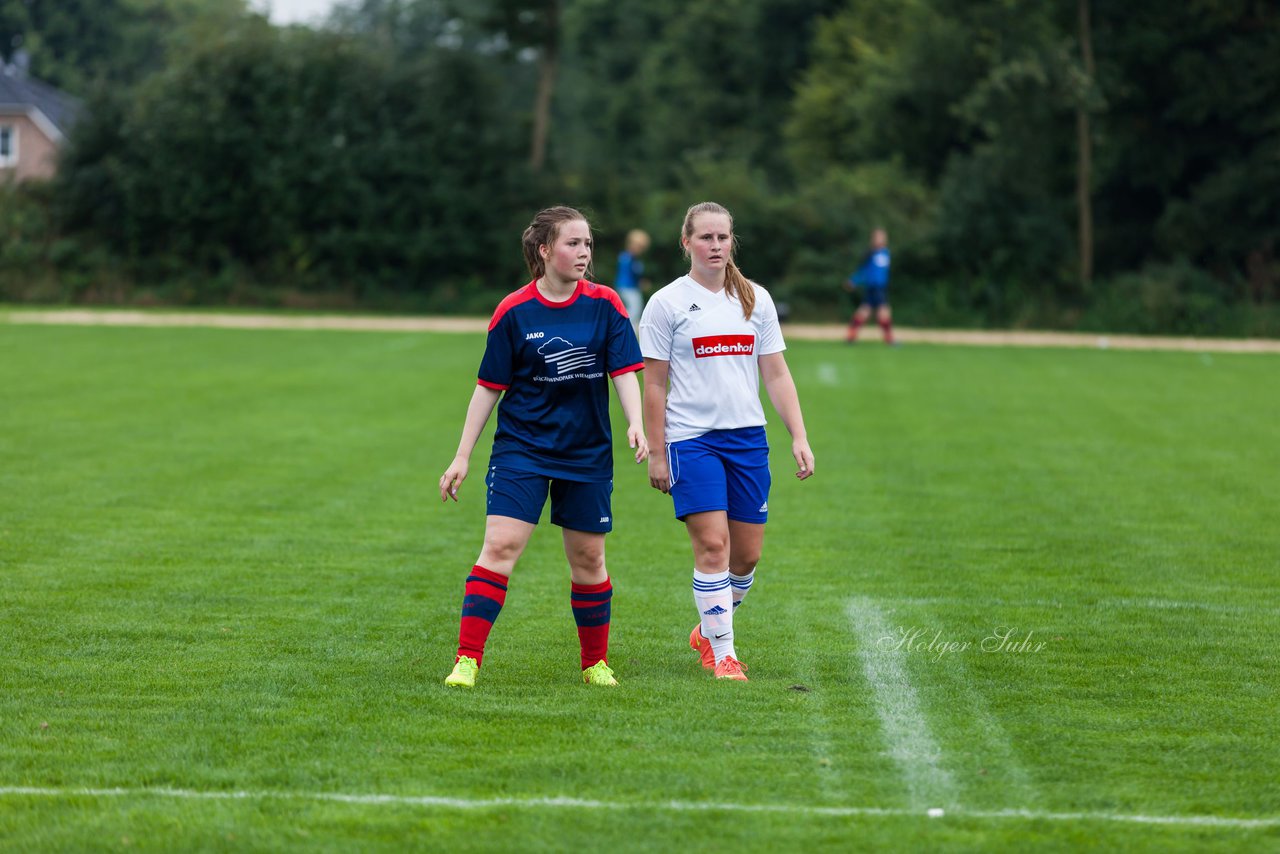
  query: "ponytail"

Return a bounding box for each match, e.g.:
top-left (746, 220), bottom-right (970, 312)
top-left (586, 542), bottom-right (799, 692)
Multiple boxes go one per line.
top-left (724, 258), bottom-right (756, 320)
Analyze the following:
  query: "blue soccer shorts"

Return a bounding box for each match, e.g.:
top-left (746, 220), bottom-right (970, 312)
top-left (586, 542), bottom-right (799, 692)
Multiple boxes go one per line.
top-left (862, 284), bottom-right (888, 309)
top-left (485, 465), bottom-right (613, 533)
top-left (666, 426), bottom-right (771, 524)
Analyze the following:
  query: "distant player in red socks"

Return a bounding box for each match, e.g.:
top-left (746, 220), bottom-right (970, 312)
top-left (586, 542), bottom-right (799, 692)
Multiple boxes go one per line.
top-left (440, 206), bottom-right (648, 688)
top-left (845, 228), bottom-right (895, 345)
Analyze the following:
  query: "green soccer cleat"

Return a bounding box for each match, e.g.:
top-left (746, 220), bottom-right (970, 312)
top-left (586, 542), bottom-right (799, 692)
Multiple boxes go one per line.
top-left (582, 660), bottom-right (618, 686)
top-left (445, 656), bottom-right (479, 688)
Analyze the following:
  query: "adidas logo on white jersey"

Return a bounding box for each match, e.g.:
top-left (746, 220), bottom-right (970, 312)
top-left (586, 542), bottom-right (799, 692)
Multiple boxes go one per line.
top-left (689, 303), bottom-right (701, 311)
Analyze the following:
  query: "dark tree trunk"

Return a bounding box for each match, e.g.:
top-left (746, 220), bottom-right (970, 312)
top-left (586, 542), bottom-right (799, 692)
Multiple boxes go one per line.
top-left (1077, 0), bottom-right (1095, 291)
top-left (529, 0), bottom-right (560, 173)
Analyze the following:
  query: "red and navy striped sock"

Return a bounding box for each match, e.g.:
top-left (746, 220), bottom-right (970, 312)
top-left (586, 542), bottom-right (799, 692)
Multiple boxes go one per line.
top-left (847, 314), bottom-right (865, 341)
top-left (456, 565), bottom-right (508, 667)
top-left (571, 578), bottom-right (612, 670)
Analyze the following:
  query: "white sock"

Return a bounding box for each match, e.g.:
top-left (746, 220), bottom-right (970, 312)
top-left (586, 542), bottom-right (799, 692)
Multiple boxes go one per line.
top-left (693, 568), bottom-right (735, 662)
top-left (730, 569), bottom-right (755, 610)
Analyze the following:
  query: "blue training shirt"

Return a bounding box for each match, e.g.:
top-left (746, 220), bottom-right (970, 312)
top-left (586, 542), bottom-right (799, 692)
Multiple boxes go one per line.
top-left (478, 279), bottom-right (643, 481)
top-left (851, 247), bottom-right (891, 288)
top-left (615, 250), bottom-right (643, 291)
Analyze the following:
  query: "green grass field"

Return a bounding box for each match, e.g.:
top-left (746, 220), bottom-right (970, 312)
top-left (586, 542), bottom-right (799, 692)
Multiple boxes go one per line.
top-left (2, 319), bottom-right (1278, 851)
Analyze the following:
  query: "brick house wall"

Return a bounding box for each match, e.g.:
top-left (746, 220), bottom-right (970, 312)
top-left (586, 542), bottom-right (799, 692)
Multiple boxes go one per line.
top-left (0, 111), bottom-right (61, 182)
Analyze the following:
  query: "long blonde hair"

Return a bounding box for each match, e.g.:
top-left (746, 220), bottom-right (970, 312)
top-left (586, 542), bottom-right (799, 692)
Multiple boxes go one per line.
top-left (522, 206), bottom-right (591, 280)
top-left (681, 201), bottom-right (755, 320)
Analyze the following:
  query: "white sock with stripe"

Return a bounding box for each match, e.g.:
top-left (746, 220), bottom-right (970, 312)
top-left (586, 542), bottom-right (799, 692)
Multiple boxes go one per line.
top-left (692, 568), bottom-right (735, 663)
top-left (730, 569), bottom-right (755, 610)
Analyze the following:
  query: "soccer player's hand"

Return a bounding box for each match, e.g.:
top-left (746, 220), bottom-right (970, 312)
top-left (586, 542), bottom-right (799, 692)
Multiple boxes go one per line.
top-left (793, 440), bottom-right (815, 480)
top-left (628, 424), bottom-right (649, 463)
top-left (439, 456), bottom-right (469, 502)
top-left (648, 455), bottom-right (671, 494)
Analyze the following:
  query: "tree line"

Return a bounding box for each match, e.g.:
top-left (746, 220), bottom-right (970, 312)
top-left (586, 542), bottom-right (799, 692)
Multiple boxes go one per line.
top-left (2, 0), bottom-right (1277, 335)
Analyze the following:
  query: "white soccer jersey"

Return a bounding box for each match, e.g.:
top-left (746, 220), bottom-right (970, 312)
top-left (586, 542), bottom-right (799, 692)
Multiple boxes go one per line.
top-left (639, 275), bottom-right (786, 442)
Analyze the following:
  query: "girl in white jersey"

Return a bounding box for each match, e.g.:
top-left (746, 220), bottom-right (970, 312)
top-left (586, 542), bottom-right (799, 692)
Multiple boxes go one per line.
top-left (638, 201), bottom-right (815, 681)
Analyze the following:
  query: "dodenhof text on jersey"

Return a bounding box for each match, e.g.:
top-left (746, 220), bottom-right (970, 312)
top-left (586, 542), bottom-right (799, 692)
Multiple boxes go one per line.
top-left (692, 335), bottom-right (756, 357)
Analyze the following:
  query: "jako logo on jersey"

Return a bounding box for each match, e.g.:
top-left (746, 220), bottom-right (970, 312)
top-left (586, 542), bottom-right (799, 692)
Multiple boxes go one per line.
top-left (693, 335), bottom-right (755, 357)
top-left (525, 331), bottom-right (545, 340)
top-left (537, 336), bottom-right (597, 374)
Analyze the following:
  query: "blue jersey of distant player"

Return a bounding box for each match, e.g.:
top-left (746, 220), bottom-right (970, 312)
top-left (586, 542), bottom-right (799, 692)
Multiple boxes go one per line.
top-left (850, 247), bottom-right (890, 308)
top-left (851, 247), bottom-right (890, 288)
top-left (478, 280), bottom-right (643, 481)
top-left (615, 250), bottom-right (644, 292)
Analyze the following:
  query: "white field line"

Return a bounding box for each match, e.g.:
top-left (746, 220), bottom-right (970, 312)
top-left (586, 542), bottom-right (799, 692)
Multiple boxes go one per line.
top-left (1, 787), bottom-right (1277, 829)
top-left (6, 310), bottom-right (1280, 353)
top-left (847, 597), bottom-right (958, 810)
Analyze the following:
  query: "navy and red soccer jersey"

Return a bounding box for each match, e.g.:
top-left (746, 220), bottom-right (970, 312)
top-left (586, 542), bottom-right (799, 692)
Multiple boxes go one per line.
top-left (478, 279), bottom-right (642, 481)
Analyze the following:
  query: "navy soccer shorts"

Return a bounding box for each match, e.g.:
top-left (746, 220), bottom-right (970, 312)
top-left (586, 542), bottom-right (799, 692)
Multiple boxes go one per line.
top-left (485, 465), bottom-right (613, 533)
top-left (666, 426), bottom-right (771, 524)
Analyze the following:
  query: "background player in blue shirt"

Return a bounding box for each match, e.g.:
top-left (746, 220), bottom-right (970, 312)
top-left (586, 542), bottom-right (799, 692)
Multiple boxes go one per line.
top-left (845, 228), bottom-right (894, 345)
top-left (614, 228), bottom-right (650, 333)
top-left (439, 206), bottom-right (647, 689)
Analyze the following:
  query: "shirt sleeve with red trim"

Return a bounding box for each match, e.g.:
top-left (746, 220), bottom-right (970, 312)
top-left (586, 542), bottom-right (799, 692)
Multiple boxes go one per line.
top-left (478, 286), bottom-right (536, 390)
top-left (590, 282), bottom-right (644, 378)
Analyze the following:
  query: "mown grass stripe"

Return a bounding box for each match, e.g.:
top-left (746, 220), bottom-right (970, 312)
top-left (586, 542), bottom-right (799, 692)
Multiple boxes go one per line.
top-left (6, 309), bottom-right (1280, 352)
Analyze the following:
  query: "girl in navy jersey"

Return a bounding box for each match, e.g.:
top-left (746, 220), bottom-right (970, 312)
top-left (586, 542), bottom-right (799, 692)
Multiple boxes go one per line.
top-left (638, 201), bottom-right (814, 681)
top-left (440, 206), bottom-right (648, 689)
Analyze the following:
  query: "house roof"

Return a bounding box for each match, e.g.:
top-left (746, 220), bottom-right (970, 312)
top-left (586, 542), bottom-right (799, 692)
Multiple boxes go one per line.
top-left (0, 65), bottom-right (83, 140)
